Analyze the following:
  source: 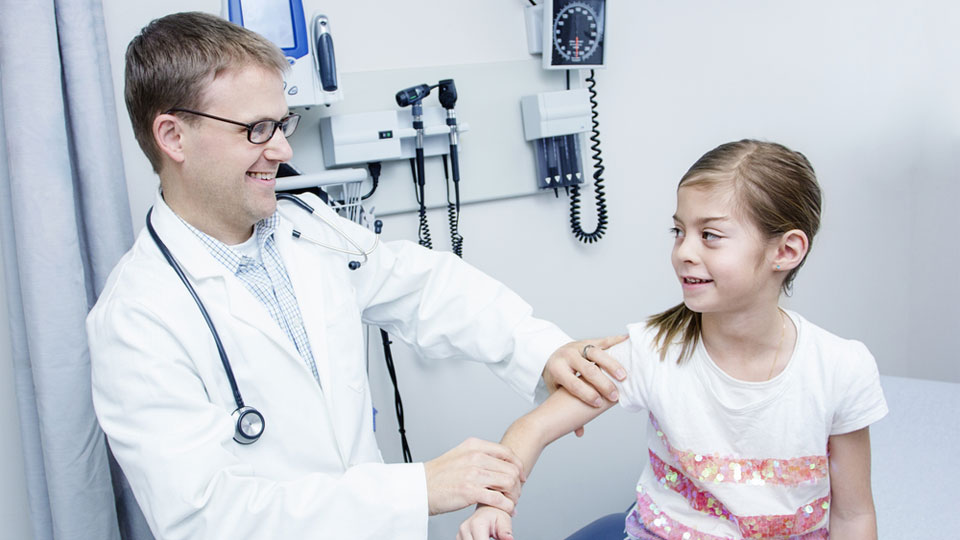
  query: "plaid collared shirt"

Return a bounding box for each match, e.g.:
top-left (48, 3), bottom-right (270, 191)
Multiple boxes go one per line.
top-left (180, 213), bottom-right (321, 386)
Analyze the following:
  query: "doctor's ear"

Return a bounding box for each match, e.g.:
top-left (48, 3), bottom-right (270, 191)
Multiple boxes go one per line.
top-left (771, 229), bottom-right (809, 272)
top-left (153, 112), bottom-right (187, 164)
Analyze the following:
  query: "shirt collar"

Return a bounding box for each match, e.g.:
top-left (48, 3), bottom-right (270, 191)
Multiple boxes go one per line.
top-left (177, 213), bottom-right (279, 274)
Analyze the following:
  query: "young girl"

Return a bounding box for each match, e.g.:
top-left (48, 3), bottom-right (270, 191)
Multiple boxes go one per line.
top-left (458, 140), bottom-right (887, 540)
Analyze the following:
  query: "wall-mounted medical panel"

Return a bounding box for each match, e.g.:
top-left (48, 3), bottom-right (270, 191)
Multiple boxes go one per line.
top-left (286, 59), bottom-right (566, 216)
top-left (319, 107), bottom-right (471, 167)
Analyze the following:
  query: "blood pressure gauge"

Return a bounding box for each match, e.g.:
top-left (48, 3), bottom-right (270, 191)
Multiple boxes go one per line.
top-left (544, 0), bottom-right (606, 70)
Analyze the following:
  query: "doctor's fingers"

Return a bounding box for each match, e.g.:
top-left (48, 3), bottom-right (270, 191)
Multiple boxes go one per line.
top-left (471, 461), bottom-right (524, 505)
top-left (473, 484), bottom-right (518, 517)
top-left (449, 450), bottom-right (525, 509)
top-left (586, 334), bottom-right (628, 379)
top-left (441, 446), bottom-right (524, 506)
top-left (546, 336), bottom-right (627, 406)
top-left (554, 356), bottom-right (615, 408)
top-left (425, 439), bottom-right (524, 515)
top-left (576, 336), bottom-right (628, 397)
top-left (459, 437), bottom-right (526, 482)
top-left (588, 335), bottom-right (628, 383)
top-left (578, 344), bottom-right (626, 401)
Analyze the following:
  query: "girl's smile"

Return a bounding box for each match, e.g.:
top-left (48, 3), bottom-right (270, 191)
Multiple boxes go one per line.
top-left (670, 184), bottom-right (778, 317)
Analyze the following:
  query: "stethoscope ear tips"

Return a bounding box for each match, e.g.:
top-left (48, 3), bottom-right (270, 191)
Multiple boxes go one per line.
top-left (348, 260), bottom-right (361, 270)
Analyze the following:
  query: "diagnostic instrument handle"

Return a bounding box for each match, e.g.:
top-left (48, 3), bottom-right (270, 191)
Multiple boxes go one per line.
top-left (313, 15), bottom-right (338, 91)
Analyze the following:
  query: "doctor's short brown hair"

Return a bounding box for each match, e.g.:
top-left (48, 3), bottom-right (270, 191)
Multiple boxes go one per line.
top-left (124, 11), bottom-right (288, 173)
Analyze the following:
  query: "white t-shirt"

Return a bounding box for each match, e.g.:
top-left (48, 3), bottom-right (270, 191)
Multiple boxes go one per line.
top-left (230, 231), bottom-right (262, 262)
top-left (608, 310), bottom-right (887, 540)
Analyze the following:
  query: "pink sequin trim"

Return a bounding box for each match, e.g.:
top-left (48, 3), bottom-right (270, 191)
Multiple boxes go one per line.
top-left (648, 450), bottom-right (831, 538)
top-left (649, 413), bottom-right (827, 486)
top-left (632, 490), bottom-right (734, 540)
top-left (632, 491), bottom-right (829, 540)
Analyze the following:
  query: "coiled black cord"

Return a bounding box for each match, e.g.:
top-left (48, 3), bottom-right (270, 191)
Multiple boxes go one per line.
top-left (442, 155), bottom-right (464, 258)
top-left (409, 158), bottom-right (433, 249)
top-left (447, 203), bottom-right (462, 257)
top-left (379, 329), bottom-right (412, 463)
top-left (569, 69), bottom-right (609, 244)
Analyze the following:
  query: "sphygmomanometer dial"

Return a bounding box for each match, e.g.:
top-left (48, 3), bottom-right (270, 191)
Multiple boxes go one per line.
top-left (551, 1), bottom-right (604, 66)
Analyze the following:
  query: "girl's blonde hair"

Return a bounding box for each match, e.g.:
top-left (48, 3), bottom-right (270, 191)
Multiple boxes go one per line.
top-left (648, 140), bottom-right (822, 362)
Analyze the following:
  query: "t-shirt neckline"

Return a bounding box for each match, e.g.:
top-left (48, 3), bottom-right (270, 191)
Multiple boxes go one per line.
top-left (694, 309), bottom-right (803, 414)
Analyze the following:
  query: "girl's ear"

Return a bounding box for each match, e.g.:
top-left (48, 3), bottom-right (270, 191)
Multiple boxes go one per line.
top-left (153, 112), bottom-right (187, 165)
top-left (772, 229), bottom-right (809, 271)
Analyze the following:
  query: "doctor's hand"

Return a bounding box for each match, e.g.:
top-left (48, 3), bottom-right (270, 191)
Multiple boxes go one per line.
top-left (424, 438), bottom-right (525, 516)
top-left (457, 504), bottom-right (514, 540)
top-left (543, 335), bottom-right (627, 436)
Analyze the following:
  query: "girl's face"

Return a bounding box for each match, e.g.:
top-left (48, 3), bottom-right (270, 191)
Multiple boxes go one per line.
top-left (670, 184), bottom-right (777, 316)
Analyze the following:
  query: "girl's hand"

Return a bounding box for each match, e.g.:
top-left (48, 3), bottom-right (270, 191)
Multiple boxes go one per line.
top-left (457, 504), bottom-right (514, 540)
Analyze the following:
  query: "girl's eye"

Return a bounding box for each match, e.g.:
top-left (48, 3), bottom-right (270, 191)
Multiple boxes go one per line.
top-left (702, 231), bottom-right (720, 241)
top-left (669, 227), bottom-right (683, 238)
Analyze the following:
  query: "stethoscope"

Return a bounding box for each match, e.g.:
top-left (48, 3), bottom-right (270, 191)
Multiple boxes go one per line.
top-left (145, 193), bottom-right (379, 444)
top-left (276, 192), bottom-right (380, 269)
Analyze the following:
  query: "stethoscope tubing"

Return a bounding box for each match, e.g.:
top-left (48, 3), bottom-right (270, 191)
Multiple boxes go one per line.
top-left (145, 208), bottom-right (247, 410)
top-left (278, 192), bottom-right (379, 264)
top-left (146, 193), bottom-right (380, 444)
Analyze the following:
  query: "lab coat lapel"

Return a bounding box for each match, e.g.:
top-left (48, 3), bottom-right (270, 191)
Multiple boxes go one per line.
top-left (276, 217), bottom-right (363, 467)
top-left (150, 194), bottom-right (309, 375)
top-left (274, 219), bottom-right (333, 395)
top-left (221, 278), bottom-right (307, 367)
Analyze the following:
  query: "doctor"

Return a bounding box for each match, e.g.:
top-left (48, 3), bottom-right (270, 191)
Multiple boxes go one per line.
top-left (88, 11), bottom-right (624, 540)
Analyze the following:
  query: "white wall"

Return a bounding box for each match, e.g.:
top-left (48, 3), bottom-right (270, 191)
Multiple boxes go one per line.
top-left (2, 0), bottom-right (957, 538)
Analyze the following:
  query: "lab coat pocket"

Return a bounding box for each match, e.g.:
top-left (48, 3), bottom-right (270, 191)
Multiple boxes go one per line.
top-left (322, 293), bottom-right (368, 385)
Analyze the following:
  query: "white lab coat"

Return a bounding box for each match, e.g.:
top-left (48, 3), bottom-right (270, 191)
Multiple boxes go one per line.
top-left (88, 192), bottom-right (570, 540)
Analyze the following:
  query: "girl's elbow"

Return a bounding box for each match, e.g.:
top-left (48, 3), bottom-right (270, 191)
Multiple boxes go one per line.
top-left (829, 507), bottom-right (877, 540)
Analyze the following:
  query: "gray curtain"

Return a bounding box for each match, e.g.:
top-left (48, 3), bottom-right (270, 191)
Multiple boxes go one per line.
top-left (0, 0), bottom-right (149, 539)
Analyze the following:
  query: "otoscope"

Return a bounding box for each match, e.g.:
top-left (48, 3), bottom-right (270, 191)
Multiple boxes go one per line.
top-left (438, 79), bottom-right (460, 206)
top-left (396, 83), bottom-right (434, 249)
top-left (437, 79), bottom-right (464, 257)
top-left (396, 83), bottom-right (432, 192)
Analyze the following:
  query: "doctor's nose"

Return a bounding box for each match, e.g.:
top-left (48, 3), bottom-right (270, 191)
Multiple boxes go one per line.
top-left (264, 129), bottom-right (294, 162)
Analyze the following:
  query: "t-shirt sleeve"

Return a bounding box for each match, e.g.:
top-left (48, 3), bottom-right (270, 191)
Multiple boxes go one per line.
top-left (608, 323), bottom-right (656, 412)
top-left (831, 340), bottom-right (888, 435)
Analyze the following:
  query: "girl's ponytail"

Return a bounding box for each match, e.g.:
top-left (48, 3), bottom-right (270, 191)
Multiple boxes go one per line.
top-left (647, 303), bottom-right (701, 363)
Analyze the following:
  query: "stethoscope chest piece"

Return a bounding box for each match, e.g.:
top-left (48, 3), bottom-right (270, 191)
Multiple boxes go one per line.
top-left (232, 406), bottom-right (265, 445)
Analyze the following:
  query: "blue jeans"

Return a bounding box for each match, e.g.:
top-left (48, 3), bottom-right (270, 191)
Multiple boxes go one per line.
top-left (564, 509), bottom-right (630, 540)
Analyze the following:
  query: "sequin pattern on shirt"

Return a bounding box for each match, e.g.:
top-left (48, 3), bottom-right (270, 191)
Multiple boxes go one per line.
top-left (647, 450), bottom-right (831, 538)
top-left (649, 414), bottom-right (827, 486)
top-left (628, 489), bottom-right (829, 540)
top-left (627, 414), bottom-right (831, 539)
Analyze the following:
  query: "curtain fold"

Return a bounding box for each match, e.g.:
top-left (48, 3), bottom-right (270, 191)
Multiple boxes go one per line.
top-left (0, 0), bottom-right (148, 538)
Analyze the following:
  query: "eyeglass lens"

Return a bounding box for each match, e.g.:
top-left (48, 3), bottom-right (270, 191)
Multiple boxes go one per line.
top-left (249, 115), bottom-right (300, 143)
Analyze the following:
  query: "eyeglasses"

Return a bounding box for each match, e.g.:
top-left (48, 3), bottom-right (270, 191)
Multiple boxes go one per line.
top-left (165, 108), bottom-right (301, 144)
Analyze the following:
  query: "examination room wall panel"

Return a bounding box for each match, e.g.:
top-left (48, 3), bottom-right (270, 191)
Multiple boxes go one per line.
top-left (0, 0), bottom-right (933, 539)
